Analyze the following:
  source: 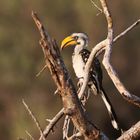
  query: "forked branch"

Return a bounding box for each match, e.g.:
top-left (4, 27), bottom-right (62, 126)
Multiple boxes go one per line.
top-left (78, 0), bottom-right (140, 108)
top-left (100, 0), bottom-right (140, 107)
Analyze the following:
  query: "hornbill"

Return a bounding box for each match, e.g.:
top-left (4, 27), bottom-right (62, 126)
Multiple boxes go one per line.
top-left (61, 33), bottom-right (121, 131)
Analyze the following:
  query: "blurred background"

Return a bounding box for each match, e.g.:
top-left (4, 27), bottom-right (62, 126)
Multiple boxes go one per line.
top-left (0, 0), bottom-right (140, 139)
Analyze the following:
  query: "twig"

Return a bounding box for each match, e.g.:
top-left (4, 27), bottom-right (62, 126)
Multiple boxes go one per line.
top-left (39, 81), bottom-right (96, 140)
top-left (113, 19), bottom-right (140, 42)
top-left (22, 100), bottom-right (46, 140)
top-left (63, 115), bottom-right (70, 139)
top-left (117, 121), bottom-right (140, 140)
top-left (90, 0), bottom-right (103, 15)
top-left (67, 132), bottom-right (82, 140)
top-left (96, 19), bottom-right (140, 55)
top-left (39, 108), bottom-right (64, 140)
top-left (36, 64), bottom-right (47, 77)
top-left (25, 130), bottom-right (35, 140)
top-left (54, 88), bottom-right (59, 95)
top-left (40, 84), bottom-right (93, 140)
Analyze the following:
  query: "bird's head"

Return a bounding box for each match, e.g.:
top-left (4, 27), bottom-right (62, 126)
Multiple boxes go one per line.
top-left (60, 33), bottom-right (89, 50)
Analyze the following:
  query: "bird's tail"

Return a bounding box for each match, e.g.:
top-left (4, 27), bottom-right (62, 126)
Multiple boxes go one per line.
top-left (100, 87), bottom-right (122, 132)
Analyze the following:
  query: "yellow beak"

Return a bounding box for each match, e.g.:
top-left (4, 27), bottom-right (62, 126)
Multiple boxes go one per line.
top-left (60, 36), bottom-right (77, 50)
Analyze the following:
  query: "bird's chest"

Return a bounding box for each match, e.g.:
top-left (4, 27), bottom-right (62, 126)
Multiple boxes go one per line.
top-left (72, 54), bottom-right (85, 78)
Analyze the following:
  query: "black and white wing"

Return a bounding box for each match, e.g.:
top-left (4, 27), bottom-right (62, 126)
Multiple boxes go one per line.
top-left (80, 48), bottom-right (103, 93)
top-left (79, 49), bottom-right (121, 132)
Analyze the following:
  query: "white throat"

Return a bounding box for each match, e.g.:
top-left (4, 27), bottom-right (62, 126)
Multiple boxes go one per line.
top-left (72, 44), bottom-right (85, 79)
top-left (71, 32), bottom-right (89, 78)
top-left (74, 45), bottom-right (84, 54)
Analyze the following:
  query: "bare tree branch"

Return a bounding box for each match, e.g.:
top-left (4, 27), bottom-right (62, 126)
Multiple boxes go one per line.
top-left (113, 19), bottom-right (140, 42)
top-left (63, 115), bottom-right (70, 139)
top-left (32, 11), bottom-right (108, 140)
top-left (117, 121), bottom-right (140, 140)
top-left (78, 0), bottom-right (113, 105)
top-left (36, 64), bottom-right (47, 77)
top-left (22, 100), bottom-right (45, 140)
top-left (78, 0), bottom-right (140, 108)
top-left (97, 19), bottom-right (140, 55)
top-left (25, 130), bottom-right (35, 140)
top-left (39, 108), bottom-right (64, 140)
top-left (101, 2), bottom-right (140, 107)
top-left (40, 84), bottom-right (93, 139)
top-left (68, 132), bottom-right (82, 140)
top-left (90, 0), bottom-right (103, 15)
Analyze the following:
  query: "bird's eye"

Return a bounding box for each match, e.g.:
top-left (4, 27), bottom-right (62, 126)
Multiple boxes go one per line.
top-left (74, 36), bottom-right (78, 40)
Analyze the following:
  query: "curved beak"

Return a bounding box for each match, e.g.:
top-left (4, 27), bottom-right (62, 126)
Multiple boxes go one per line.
top-left (60, 36), bottom-right (77, 50)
